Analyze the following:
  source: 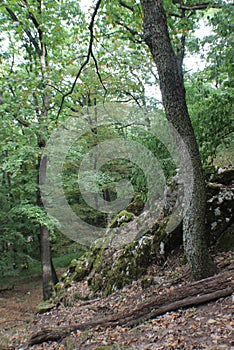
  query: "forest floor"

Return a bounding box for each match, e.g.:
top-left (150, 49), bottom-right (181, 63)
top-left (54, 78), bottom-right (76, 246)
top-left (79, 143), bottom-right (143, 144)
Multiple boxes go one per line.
top-left (0, 251), bottom-right (233, 350)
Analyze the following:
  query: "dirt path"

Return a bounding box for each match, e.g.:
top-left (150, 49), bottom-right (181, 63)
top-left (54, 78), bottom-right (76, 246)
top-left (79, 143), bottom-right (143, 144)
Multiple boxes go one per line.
top-left (0, 275), bottom-right (42, 328)
top-left (0, 270), bottom-right (66, 349)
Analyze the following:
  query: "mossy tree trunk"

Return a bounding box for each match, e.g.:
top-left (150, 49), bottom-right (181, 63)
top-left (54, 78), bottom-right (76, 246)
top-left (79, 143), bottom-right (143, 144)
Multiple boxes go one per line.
top-left (140, 0), bottom-right (215, 279)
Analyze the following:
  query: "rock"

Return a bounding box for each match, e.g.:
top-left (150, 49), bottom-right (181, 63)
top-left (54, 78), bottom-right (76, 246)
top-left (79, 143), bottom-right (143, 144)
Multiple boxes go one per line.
top-left (126, 193), bottom-right (145, 215)
top-left (206, 169), bottom-right (233, 245)
top-left (210, 167), bottom-right (234, 185)
top-left (54, 167), bottom-right (233, 299)
top-left (215, 225), bottom-right (234, 251)
top-left (108, 210), bottom-right (135, 228)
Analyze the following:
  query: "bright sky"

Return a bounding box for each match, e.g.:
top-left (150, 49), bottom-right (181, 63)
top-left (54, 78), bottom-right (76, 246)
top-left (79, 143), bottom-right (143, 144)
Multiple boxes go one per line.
top-left (79, 0), bottom-right (93, 12)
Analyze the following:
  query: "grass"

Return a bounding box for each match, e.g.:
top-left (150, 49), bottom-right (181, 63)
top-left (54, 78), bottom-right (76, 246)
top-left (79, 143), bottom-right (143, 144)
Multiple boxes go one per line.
top-left (0, 250), bottom-right (85, 287)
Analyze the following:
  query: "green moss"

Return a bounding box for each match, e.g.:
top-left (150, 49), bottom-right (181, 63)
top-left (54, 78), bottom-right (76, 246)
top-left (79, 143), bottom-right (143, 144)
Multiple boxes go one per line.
top-left (108, 210), bottom-right (134, 228)
top-left (141, 275), bottom-right (154, 289)
top-left (88, 233), bottom-right (155, 296)
top-left (55, 216), bottom-right (170, 299)
top-left (126, 193), bottom-right (145, 215)
top-left (37, 300), bottom-right (56, 314)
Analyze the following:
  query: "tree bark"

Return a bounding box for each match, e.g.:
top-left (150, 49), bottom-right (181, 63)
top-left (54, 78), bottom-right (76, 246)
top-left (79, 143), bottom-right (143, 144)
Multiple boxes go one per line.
top-left (37, 154), bottom-right (58, 300)
top-left (140, 0), bottom-right (215, 279)
top-left (29, 267), bottom-right (233, 345)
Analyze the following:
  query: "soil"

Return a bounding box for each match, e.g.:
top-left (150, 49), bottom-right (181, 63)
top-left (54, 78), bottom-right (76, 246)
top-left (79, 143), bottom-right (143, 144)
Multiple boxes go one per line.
top-left (0, 252), bottom-right (233, 350)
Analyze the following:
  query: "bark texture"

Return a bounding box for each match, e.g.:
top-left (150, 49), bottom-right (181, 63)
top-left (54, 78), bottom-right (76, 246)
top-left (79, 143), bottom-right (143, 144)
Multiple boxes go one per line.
top-left (140, 0), bottom-right (215, 279)
top-left (38, 155), bottom-right (58, 300)
top-left (29, 267), bottom-right (234, 345)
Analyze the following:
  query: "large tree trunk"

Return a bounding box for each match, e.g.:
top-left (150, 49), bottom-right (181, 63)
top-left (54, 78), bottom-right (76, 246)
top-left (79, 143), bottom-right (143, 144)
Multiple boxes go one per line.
top-left (140, 0), bottom-right (215, 279)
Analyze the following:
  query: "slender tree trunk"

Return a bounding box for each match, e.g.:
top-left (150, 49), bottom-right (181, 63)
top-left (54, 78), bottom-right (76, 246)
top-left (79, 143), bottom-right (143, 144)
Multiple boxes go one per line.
top-left (140, 0), bottom-right (215, 279)
top-left (3, 0), bottom-right (58, 299)
top-left (37, 153), bottom-right (58, 300)
top-left (37, 22), bottom-right (58, 298)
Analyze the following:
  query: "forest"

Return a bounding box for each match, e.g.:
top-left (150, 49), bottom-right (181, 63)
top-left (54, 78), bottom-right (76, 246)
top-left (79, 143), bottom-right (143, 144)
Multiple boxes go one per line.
top-left (0, 0), bottom-right (233, 349)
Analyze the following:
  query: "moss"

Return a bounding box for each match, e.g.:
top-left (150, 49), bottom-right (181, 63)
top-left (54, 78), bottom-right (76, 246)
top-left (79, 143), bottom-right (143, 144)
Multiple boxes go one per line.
top-left (88, 233), bottom-right (155, 296)
top-left (126, 193), bottom-right (145, 215)
top-left (141, 275), bottom-right (154, 289)
top-left (108, 210), bottom-right (134, 228)
top-left (37, 300), bottom-right (56, 314)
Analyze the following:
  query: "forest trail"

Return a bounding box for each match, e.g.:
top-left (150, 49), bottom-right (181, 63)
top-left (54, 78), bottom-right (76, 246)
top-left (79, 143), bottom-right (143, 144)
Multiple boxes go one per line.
top-left (0, 269), bottom-right (66, 349)
top-left (0, 274), bottom-right (42, 331)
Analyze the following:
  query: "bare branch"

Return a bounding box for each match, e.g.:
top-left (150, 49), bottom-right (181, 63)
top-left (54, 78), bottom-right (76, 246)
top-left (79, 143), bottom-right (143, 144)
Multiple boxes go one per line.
top-left (56, 0), bottom-right (103, 119)
top-left (91, 51), bottom-right (107, 100)
top-left (120, 90), bottom-right (142, 107)
top-left (16, 118), bottom-right (30, 127)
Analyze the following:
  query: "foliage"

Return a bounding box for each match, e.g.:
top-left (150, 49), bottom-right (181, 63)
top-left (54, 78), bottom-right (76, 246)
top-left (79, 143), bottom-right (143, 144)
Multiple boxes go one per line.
top-left (0, 0), bottom-right (232, 277)
top-left (185, 5), bottom-right (233, 166)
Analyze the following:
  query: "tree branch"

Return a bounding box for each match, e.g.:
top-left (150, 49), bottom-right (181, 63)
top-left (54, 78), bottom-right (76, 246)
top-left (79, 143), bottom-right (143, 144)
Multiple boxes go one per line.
top-left (119, 0), bottom-right (134, 12)
top-left (56, 0), bottom-right (103, 119)
top-left (91, 50), bottom-right (107, 99)
top-left (2, 4), bottom-right (41, 57)
top-left (179, 2), bottom-right (234, 10)
top-left (115, 20), bottom-right (143, 43)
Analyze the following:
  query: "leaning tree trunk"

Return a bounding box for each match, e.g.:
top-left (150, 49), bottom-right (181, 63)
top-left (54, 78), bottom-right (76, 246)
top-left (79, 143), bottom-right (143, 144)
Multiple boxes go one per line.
top-left (140, 0), bottom-right (215, 279)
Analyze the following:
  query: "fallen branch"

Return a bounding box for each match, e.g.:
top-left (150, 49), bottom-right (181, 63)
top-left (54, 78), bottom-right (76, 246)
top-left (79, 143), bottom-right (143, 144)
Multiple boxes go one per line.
top-left (29, 268), bottom-right (233, 345)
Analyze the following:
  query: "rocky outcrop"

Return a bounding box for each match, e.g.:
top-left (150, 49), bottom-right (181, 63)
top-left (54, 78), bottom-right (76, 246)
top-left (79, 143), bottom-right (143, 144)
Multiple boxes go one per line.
top-left (206, 168), bottom-right (233, 246)
top-left (55, 168), bottom-right (233, 299)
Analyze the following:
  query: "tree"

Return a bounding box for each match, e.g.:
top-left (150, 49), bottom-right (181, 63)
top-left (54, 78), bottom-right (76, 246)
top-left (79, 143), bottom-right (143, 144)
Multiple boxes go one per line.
top-left (186, 4), bottom-right (233, 166)
top-left (0, 0), bottom-right (63, 299)
top-left (140, 0), bottom-right (215, 279)
top-left (0, 0), bottom-right (156, 298)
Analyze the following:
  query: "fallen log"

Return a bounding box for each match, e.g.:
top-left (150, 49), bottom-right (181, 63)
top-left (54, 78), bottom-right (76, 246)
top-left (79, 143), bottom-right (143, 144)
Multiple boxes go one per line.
top-left (29, 268), bottom-right (234, 346)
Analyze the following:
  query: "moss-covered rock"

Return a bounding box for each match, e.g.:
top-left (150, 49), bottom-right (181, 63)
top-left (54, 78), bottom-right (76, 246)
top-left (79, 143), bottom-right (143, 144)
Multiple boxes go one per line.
top-left (52, 167), bottom-right (233, 302)
top-left (37, 300), bottom-right (56, 314)
top-left (108, 210), bottom-right (134, 228)
top-left (206, 183), bottom-right (233, 245)
top-left (126, 193), bottom-right (145, 215)
top-left (215, 225), bottom-right (234, 251)
top-left (87, 221), bottom-right (168, 296)
top-left (59, 252), bottom-right (92, 287)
